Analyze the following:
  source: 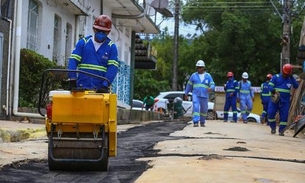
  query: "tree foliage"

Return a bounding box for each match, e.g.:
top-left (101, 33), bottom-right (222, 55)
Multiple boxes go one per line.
top-left (133, 0), bottom-right (305, 99)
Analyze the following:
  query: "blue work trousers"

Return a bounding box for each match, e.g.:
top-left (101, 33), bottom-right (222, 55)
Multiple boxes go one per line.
top-left (224, 97), bottom-right (237, 121)
top-left (240, 97), bottom-right (253, 121)
top-left (192, 94), bottom-right (208, 124)
top-left (268, 101), bottom-right (290, 133)
top-left (261, 101), bottom-right (270, 124)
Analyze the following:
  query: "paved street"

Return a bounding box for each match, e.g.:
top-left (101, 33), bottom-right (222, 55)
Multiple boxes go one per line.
top-left (0, 120), bottom-right (305, 183)
top-left (135, 120), bottom-right (305, 183)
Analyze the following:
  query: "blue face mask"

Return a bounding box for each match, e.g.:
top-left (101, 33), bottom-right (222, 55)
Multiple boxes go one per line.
top-left (95, 32), bottom-right (107, 42)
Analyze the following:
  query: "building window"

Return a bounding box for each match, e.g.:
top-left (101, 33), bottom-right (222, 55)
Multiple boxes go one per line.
top-left (26, 0), bottom-right (39, 51)
top-left (1, 0), bottom-right (12, 18)
top-left (65, 23), bottom-right (72, 67)
top-left (53, 14), bottom-right (61, 64)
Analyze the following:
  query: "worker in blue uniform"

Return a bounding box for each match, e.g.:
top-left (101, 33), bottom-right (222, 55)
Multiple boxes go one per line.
top-left (260, 74), bottom-right (272, 125)
top-left (68, 15), bottom-right (119, 93)
top-left (237, 72), bottom-right (254, 124)
top-left (268, 64), bottom-right (299, 136)
top-left (184, 60), bottom-right (215, 127)
top-left (223, 71), bottom-right (239, 122)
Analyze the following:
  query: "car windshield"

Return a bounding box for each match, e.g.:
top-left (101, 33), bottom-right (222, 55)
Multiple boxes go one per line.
top-left (132, 100), bottom-right (143, 108)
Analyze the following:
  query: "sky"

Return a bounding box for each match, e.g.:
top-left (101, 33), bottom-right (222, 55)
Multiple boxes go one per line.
top-left (157, 16), bottom-right (201, 36)
top-left (147, 0), bottom-right (201, 36)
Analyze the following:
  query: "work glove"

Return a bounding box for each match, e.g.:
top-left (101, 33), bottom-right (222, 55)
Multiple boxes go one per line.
top-left (97, 86), bottom-right (109, 93)
top-left (237, 98), bottom-right (240, 103)
top-left (271, 91), bottom-right (280, 103)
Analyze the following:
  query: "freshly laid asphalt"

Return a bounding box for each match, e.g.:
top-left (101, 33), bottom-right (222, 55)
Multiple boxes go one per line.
top-left (0, 119), bottom-right (305, 183)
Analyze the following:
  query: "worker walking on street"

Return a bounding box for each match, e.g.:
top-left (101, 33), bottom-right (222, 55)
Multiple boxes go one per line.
top-left (223, 72), bottom-right (239, 122)
top-left (260, 74), bottom-right (272, 125)
top-left (268, 64), bottom-right (299, 136)
top-left (237, 72), bottom-right (254, 124)
top-left (184, 60), bottom-right (215, 127)
top-left (68, 15), bottom-right (119, 93)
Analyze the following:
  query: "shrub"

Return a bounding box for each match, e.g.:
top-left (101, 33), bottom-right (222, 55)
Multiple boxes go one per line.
top-left (19, 49), bottom-right (64, 107)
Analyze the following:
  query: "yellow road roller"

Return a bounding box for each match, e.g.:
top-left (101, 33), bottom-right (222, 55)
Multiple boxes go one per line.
top-left (38, 69), bottom-right (117, 171)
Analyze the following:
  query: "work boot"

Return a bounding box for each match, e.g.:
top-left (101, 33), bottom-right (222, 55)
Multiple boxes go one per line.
top-left (230, 120), bottom-right (237, 123)
top-left (223, 120), bottom-right (228, 122)
top-left (193, 123), bottom-right (199, 127)
top-left (200, 123), bottom-right (205, 127)
top-left (271, 129), bottom-right (276, 134)
top-left (279, 132), bottom-right (285, 136)
top-left (261, 117), bottom-right (265, 124)
top-left (243, 121), bottom-right (247, 124)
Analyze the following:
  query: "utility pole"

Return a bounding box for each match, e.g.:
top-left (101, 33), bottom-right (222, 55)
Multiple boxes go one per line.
top-left (172, 0), bottom-right (179, 90)
top-left (281, 0), bottom-right (293, 67)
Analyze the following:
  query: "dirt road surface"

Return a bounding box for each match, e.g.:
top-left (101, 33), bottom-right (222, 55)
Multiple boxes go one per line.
top-left (0, 120), bottom-right (305, 183)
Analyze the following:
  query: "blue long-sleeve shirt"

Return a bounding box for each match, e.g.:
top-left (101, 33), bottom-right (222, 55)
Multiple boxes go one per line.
top-left (268, 74), bottom-right (299, 103)
top-left (237, 80), bottom-right (254, 100)
top-left (224, 78), bottom-right (238, 99)
top-left (68, 35), bottom-right (119, 89)
top-left (185, 72), bottom-right (215, 98)
top-left (260, 82), bottom-right (271, 103)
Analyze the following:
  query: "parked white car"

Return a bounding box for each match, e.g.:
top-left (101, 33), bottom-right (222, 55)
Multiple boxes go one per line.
top-left (153, 91), bottom-right (216, 119)
top-left (131, 99), bottom-right (144, 111)
top-left (215, 108), bottom-right (261, 123)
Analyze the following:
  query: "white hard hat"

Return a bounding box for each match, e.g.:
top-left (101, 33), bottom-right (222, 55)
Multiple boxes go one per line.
top-left (196, 60), bottom-right (205, 67)
top-left (242, 72), bottom-right (249, 79)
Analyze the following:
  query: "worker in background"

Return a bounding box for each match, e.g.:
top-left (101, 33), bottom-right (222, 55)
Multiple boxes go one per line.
top-left (68, 15), bottom-right (119, 93)
top-left (184, 60), bottom-right (215, 127)
top-left (237, 72), bottom-right (254, 124)
top-left (260, 74), bottom-right (272, 125)
top-left (143, 95), bottom-right (155, 111)
top-left (268, 64), bottom-right (299, 136)
top-left (223, 72), bottom-right (239, 122)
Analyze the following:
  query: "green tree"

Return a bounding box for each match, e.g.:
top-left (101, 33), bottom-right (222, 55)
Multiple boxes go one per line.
top-left (181, 0), bottom-right (292, 85)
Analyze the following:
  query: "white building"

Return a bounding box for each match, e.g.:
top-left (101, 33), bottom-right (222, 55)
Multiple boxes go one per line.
top-left (0, 0), bottom-right (170, 119)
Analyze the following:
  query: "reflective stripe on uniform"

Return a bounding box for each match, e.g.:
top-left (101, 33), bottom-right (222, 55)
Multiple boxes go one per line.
top-left (193, 83), bottom-right (209, 89)
top-left (275, 88), bottom-right (290, 93)
top-left (108, 59), bottom-right (119, 67)
top-left (70, 54), bottom-right (81, 62)
top-left (78, 64), bottom-right (107, 72)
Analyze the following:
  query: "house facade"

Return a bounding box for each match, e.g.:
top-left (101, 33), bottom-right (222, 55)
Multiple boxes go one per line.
top-left (0, 0), bottom-right (164, 119)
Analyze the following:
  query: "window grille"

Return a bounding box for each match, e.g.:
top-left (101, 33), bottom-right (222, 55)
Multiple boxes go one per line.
top-left (26, 0), bottom-right (38, 51)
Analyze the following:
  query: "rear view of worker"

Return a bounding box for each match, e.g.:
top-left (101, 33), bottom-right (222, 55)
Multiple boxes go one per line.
top-left (237, 72), bottom-right (254, 124)
top-left (184, 60), bottom-right (215, 127)
top-left (268, 64), bottom-right (299, 136)
top-left (223, 72), bottom-right (238, 122)
top-left (260, 74), bottom-right (272, 125)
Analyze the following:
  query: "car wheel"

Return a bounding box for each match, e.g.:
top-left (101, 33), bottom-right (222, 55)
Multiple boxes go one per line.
top-left (247, 117), bottom-right (256, 123)
top-left (207, 110), bottom-right (216, 120)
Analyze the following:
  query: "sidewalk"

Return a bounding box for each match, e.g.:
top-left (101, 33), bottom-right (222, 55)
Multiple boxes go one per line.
top-left (0, 120), bottom-right (46, 142)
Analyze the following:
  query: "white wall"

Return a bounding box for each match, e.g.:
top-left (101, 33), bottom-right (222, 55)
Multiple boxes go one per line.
top-left (103, 4), bottom-right (131, 65)
top-left (19, 0), bottom-right (132, 67)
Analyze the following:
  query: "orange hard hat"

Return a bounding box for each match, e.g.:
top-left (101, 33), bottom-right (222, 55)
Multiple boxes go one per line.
top-left (282, 64), bottom-right (292, 75)
top-left (227, 72), bottom-right (234, 77)
top-left (93, 15), bottom-right (112, 32)
top-left (266, 74), bottom-right (272, 79)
